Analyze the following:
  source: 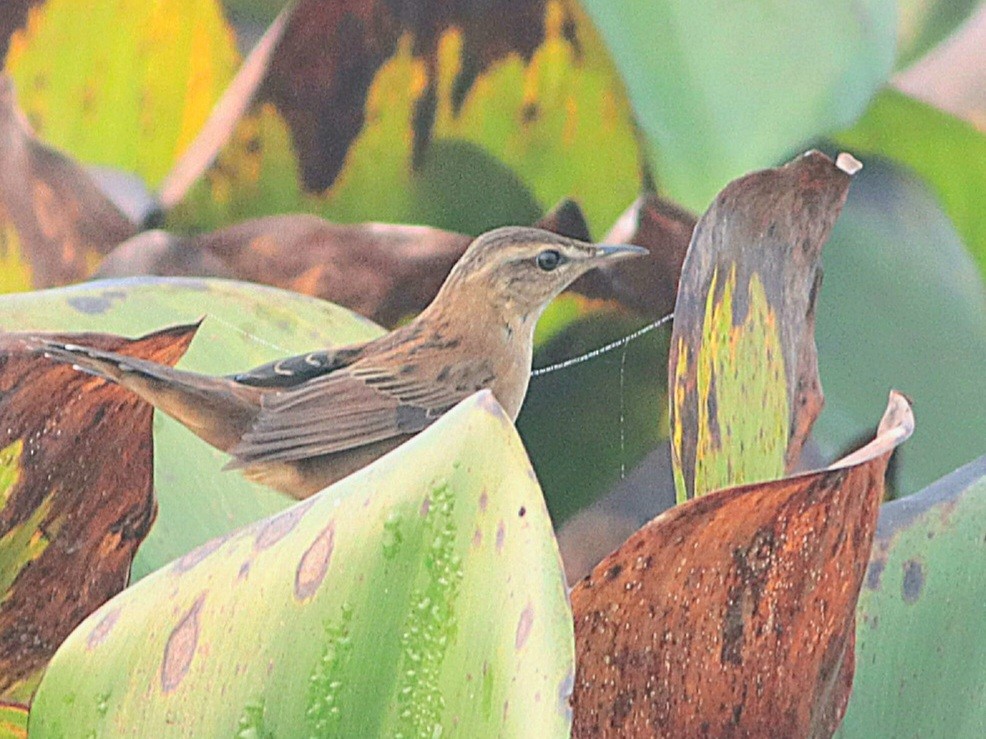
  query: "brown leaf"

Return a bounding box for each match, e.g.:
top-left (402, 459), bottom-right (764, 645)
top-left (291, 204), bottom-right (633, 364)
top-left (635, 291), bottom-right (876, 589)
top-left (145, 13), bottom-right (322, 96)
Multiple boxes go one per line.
top-left (669, 151), bottom-right (858, 501)
top-left (94, 204), bottom-right (600, 328)
top-left (263, 0), bottom-right (558, 190)
top-left (0, 75), bottom-right (137, 287)
top-left (94, 230), bottom-right (235, 282)
top-left (534, 198), bottom-right (592, 242)
top-left (0, 323), bottom-right (196, 700)
top-left (574, 193), bottom-right (696, 318)
top-left (571, 391), bottom-right (914, 738)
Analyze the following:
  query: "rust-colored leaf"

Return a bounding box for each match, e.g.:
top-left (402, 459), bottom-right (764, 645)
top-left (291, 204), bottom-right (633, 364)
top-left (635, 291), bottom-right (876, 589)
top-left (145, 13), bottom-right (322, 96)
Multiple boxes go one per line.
top-left (572, 391), bottom-right (914, 738)
top-left (669, 151), bottom-right (858, 501)
top-left (0, 75), bottom-right (137, 290)
top-left (0, 323), bottom-right (196, 701)
top-left (575, 193), bottom-right (696, 319)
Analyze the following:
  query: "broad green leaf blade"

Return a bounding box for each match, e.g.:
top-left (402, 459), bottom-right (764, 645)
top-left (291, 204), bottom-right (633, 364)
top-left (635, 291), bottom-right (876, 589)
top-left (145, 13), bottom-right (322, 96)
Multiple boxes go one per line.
top-left (572, 393), bottom-right (914, 736)
top-left (5, 0), bottom-right (238, 188)
top-left (813, 157), bottom-right (986, 495)
top-left (835, 89), bottom-right (986, 276)
top-left (581, 0), bottom-right (895, 211)
top-left (172, 0), bottom-right (643, 236)
top-left (837, 456), bottom-right (986, 738)
top-left (0, 326), bottom-right (193, 702)
top-left (29, 392), bottom-right (574, 738)
top-left (669, 151), bottom-right (855, 501)
top-left (0, 277), bottom-right (383, 579)
top-left (896, 0), bottom-right (982, 68)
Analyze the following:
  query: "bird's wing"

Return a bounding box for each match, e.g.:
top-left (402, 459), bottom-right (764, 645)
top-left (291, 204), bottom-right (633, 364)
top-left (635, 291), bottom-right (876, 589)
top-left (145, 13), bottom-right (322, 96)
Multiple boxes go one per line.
top-left (230, 346), bottom-right (365, 388)
top-left (228, 358), bottom-right (494, 465)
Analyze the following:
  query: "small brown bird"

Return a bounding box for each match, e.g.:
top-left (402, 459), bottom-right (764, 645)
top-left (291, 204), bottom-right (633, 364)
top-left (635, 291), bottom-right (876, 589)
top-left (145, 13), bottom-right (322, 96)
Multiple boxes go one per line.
top-left (42, 227), bottom-right (646, 498)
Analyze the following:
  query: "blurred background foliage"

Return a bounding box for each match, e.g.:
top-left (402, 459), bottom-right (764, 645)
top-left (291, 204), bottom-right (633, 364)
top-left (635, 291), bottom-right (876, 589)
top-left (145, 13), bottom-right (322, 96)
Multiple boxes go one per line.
top-left (1, 0), bottom-right (984, 530)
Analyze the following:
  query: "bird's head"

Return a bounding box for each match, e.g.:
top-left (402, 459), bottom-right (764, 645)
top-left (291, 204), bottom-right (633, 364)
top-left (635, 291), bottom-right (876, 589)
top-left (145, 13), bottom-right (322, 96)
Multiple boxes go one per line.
top-left (434, 226), bottom-right (648, 321)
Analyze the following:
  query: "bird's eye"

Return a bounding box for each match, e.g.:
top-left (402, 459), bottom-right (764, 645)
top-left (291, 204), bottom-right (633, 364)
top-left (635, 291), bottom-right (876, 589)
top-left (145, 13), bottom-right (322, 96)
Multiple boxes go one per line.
top-left (536, 249), bottom-right (562, 271)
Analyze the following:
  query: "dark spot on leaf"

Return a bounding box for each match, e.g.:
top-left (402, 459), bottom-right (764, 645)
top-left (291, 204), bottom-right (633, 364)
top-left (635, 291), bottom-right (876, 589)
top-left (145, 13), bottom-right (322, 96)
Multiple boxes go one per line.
top-left (295, 521), bottom-right (335, 601)
top-left (518, 506), bottom-right (526, 517)
top-left (86, 607), bottom-right (120, 650)
top-left (172, 534), bottom-right (228, 574)
top-left (865, 555), bottom-right (886, 591)
top-left (604, 564), bottom-right (623, 581)
top-left (611, 692), bottom-right (633, 724)
top-left (515, 602), bottom-right (534, 650)
top-left (902, 559), bottom-right (924, 604)
top-left (254, 500), bottom-right (313, 551)
top-left (161, 594), bottom-right (205, 693)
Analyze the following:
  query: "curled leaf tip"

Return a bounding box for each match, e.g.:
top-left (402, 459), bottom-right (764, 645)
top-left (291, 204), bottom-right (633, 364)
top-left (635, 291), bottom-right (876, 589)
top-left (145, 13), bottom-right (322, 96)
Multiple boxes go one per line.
top-left (836, 152), bottom-right (863, 175)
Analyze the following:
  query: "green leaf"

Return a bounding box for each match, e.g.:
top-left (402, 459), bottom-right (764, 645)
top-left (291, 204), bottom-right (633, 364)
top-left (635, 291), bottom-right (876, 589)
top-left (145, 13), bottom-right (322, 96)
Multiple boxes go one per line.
top-left (896, 0), bottom-right (982, 68)
top-left (837, 455), bottom-right (986, 738)
top-left (580, 0), bottom-right (896, 211)
top-left (814, 157), bottom-right (986, 495)
top-left (835, 89), bottom-right (986, 276)
top-left (5, 0), bottom-right (238, 188)
top-left (29, 393), bottom-right (574, 738)
top-left (0, 278), bottom-right (383, 579)
top-left (173, 1), bottom-right (643, 236)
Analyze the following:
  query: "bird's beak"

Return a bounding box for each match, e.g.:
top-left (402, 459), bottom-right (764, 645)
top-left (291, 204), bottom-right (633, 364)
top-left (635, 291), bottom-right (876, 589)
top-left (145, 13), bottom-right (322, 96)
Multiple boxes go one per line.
top-left (593, 244), bottom-right (649, 260)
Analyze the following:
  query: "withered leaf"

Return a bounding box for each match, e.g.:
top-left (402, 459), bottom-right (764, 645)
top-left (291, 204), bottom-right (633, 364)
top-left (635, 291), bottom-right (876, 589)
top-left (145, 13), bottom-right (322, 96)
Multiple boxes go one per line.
top-left (96, 199), bottom-right (597, 328)
top-left (0, 75), bottom-right (137, 289)
top-left (534, 197), bottom-right (592, 242)
top-left (574, 193), bottom-right (696, 319)
top-left (669, 151), bottom-right (858, 501)
top-left (0, 323), bottom-right (196, 700)
top-left (572, 391), bottom-right (914, 738)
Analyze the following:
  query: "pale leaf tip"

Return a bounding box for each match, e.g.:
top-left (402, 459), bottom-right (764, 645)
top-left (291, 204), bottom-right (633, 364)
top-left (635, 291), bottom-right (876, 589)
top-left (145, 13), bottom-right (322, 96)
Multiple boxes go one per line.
top-left (836, 152), bottom-right (863, 175)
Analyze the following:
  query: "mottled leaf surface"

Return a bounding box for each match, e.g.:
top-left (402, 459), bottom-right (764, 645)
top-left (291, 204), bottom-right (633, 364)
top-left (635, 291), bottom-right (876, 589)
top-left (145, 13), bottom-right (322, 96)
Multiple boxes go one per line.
top-left (173, 0), bottom-right (643, 235)
top-left (0, 278), bottom-right (383, 579)
top-left (0, 324), bottom-right (194, 702)
top-left (30, 393), bottom-right (573, 738)
top-left (5, 0), bottom-right (238, 189)
top-left (669, 151), bottom-right (855, 501)
top-left (837, 456), bottom-right (986, 738)
top-left (572, 392), bottom-right (914, 737)
top-left (0, 76), bottom-right (136, 292)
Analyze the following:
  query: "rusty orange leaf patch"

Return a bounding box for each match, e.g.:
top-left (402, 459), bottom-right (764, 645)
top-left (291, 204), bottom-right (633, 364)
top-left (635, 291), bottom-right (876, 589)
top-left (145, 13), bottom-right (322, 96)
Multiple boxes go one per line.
top-left (670, 151), bottom-right (858, 501)
top-left (0, 323), bottom-right (196, 701)
top-left (0, 75), bottom-right (136, 292)
top-left (571, 391), bottom-right (914, 737)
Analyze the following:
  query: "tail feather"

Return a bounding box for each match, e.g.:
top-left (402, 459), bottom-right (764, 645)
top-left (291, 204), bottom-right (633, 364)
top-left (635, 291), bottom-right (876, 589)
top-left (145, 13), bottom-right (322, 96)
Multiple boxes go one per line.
top-left (39, 339), bottom-right (261, 453)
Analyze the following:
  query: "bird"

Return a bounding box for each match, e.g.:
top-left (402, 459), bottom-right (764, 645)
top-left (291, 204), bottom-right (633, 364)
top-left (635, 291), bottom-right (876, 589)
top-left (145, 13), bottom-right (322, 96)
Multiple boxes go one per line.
top-left (40, 226), bottom-right (647, 498)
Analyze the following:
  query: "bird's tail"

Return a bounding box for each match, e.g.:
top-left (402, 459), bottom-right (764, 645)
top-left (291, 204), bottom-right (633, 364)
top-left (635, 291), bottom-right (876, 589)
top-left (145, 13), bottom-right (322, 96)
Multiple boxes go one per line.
top-left (39, 338), bottom-right (261, 453)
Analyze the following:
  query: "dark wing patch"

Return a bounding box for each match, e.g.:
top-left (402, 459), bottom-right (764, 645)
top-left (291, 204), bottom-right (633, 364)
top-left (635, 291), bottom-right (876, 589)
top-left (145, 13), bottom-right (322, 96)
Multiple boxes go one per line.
top-left (231, 346), bottom-right (364, 388)
top-left (228, 359), bottom-right (491, 466)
